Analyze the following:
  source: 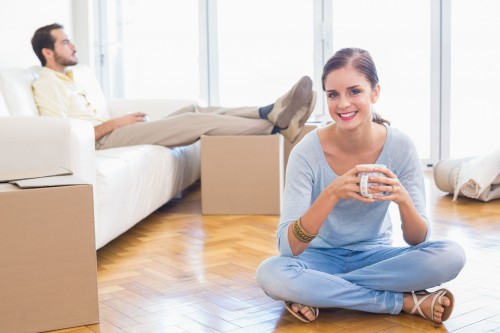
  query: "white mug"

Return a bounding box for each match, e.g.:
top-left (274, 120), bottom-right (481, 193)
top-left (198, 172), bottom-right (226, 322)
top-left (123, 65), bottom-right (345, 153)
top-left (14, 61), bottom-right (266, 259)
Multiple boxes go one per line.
top-left (357, 164), bottom-right (386, 198)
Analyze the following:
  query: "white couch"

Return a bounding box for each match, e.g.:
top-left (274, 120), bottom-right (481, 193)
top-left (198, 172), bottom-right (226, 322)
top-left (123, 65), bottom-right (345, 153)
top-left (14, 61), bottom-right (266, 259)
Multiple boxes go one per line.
top-left (0, 66), bottom-right (201, 249)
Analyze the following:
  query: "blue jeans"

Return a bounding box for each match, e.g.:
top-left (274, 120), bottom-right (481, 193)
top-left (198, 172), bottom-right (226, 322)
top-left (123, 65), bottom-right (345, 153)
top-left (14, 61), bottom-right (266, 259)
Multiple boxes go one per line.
top-left (256, 240), bottom-right (465, 315)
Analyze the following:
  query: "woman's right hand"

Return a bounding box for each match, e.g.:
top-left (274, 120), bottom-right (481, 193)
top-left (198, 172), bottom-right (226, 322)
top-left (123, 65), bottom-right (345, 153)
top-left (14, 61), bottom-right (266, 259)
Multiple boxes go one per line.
top-left (324, 166), bottom-right (376, 203)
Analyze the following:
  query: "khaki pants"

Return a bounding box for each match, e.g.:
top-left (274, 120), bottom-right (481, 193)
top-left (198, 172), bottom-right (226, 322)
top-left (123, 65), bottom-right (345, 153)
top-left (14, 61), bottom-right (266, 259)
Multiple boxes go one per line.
top-left (96, 104), bottom-right (274, 150)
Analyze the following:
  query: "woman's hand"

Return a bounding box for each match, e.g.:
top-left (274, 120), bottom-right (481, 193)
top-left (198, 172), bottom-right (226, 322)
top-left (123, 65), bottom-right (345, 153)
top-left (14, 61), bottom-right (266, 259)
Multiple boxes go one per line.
top-left (366, 166), bottom-right (411, 206)
top-left (324, 165), bottom-right (381, 204)
top-left (330, 165), bottom-right (411, 205)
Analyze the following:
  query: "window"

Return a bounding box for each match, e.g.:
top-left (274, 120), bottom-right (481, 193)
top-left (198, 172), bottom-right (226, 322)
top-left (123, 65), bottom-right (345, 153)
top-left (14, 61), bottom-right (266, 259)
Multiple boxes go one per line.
top-left (450, 0), bottom-right (500, 158)
top-left (99, 0), bottom-right (492, 164)
top-left (216, 0), bottom-right (314, 107)
top-left (101, 0), bottom-right (200, 100)
top-left (331, 0), bottom-right (432, 161)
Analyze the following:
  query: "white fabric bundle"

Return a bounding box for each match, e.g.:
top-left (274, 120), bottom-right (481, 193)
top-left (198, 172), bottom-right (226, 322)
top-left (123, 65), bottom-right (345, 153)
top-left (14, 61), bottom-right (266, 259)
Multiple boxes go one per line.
top-left (453, 150), bottom-right (500, 201)
top-left (434, 149), bottom-right (500, 202)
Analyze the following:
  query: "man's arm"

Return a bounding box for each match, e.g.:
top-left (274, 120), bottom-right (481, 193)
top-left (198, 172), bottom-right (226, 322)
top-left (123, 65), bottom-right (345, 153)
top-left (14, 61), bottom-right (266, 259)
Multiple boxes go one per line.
top-left (94, 112), bottom-right (148, 141)
top-left (33, 70), bottom-right (148, 141)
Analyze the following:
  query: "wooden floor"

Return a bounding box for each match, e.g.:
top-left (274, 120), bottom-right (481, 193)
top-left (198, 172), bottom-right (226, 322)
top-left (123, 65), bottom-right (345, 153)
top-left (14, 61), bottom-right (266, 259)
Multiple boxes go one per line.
top-left (49, 170), bottom-right (500, 333)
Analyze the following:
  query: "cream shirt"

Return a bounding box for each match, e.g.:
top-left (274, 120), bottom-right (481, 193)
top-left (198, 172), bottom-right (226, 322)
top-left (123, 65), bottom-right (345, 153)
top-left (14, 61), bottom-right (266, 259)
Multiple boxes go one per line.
top-left (32, 67), bottom-right (107, 126)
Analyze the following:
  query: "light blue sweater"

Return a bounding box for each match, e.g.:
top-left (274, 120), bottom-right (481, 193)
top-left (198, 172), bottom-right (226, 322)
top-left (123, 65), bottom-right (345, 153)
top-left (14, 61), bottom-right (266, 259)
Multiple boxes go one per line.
top-left (278, 126), bottom-right (430, 256)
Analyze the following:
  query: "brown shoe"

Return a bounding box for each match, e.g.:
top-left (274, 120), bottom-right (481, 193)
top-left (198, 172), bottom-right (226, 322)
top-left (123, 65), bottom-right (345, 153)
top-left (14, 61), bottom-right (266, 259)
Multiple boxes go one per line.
top-left (267, 76), bottom-right (313, 128)
top-left (280, 91), bottom-right (317, 143)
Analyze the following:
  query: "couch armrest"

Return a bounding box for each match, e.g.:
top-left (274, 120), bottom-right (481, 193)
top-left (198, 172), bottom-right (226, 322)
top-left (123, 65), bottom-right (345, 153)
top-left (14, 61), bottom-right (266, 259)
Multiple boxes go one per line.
top-left (107, 98), bottom-right (198, 121)
top-left (0, 117), bottom-right (96, 185)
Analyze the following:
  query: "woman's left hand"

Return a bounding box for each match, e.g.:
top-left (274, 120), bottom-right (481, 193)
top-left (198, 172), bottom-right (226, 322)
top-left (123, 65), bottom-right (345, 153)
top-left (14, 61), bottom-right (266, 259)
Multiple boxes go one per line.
top-left (370, 167), bottom-right (410, 206)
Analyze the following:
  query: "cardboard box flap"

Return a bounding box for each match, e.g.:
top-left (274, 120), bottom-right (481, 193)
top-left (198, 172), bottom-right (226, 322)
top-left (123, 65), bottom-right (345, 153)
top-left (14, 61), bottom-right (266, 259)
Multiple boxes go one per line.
top-left (11, 175), bottom-right (87, 189)
top-left (0, 167), bottom-right (72, 183)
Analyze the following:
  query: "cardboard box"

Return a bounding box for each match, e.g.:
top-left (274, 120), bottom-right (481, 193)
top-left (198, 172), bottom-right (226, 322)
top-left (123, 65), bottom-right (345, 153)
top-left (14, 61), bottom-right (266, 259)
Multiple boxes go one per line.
top-left (201, 135), bottom-right (284, 214)
top-left (0, 177), bottom-right (99, 332)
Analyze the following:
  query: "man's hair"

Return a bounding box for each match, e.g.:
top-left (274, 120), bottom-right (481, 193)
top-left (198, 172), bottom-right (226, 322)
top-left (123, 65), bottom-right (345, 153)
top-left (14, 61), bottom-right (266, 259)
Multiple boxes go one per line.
top-left (31, 23), bottom-right (64, 66)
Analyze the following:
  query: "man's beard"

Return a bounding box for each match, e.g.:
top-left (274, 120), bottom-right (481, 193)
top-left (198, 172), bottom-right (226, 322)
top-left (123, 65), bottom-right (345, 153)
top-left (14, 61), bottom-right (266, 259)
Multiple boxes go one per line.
top-left (54, 52), bottom-right (78, 66)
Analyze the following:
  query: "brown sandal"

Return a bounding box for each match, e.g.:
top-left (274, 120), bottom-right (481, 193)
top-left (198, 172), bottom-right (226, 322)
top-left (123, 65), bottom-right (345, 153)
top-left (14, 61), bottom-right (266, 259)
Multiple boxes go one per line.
top-left (285, 302), bottom-right (319, 323)
top-left (409, 289), bottom-right (455, 323)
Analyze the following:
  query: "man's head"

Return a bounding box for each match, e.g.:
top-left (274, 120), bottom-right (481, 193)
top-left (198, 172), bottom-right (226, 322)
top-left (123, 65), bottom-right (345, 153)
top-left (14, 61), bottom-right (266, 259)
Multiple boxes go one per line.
top-left (31, 23), bottom-right (78, 70)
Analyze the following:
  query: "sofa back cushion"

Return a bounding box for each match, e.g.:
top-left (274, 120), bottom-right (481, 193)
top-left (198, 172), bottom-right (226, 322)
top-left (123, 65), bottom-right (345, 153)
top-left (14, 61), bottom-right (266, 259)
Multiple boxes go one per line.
top-left (0, 68), bottom-right (39, 117)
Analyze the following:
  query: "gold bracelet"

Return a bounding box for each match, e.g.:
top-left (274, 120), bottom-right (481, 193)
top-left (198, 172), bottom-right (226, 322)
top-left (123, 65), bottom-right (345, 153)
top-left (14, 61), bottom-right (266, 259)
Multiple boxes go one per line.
top-left (292, 221), bottom-right (312, 243)
top-left (292, 218), bottom-right (317, 243)
top-left (294, 222), bottom-right (315, 243)
top-left (296, 217), bottom-right (317, 238)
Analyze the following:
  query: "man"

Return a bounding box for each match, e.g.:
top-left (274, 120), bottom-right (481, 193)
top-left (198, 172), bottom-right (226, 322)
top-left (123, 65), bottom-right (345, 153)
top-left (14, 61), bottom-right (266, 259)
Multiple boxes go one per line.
top-left (31, 23), bottom-right (317, 149)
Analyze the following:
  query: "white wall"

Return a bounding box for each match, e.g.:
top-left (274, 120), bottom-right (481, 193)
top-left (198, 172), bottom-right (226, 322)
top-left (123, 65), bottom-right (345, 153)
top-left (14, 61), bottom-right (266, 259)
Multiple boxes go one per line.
top-left (0, 0), bottom-right (73, 67)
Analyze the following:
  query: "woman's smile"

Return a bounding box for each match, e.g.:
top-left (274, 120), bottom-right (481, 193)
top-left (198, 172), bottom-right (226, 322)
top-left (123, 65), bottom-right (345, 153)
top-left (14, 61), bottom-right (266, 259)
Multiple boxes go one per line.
top-left (337, 111), bottom-right (357, 120)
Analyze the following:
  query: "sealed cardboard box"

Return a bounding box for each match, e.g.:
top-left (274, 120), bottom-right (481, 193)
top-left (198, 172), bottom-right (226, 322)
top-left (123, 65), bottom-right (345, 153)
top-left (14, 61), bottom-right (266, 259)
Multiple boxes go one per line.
top-left (0, 178), bottom-right (99, 333)
top-left (201, 135), bottom-right (284, 214)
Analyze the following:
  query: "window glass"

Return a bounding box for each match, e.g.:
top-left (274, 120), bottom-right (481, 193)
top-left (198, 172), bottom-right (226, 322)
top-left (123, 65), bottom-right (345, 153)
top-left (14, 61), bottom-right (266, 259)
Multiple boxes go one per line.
top-left (450, 0), bottom-right (500, 158)
top-left (217, 0), bottom-right (314, 107)
top-left (110, 0), bottom-right (200, 100)
top-left (331, 0), bottom-right (431, 160)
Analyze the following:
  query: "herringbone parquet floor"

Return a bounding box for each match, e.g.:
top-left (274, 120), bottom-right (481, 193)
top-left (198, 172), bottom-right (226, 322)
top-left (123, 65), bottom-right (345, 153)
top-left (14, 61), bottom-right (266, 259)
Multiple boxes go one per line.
top-left (48, 171), bottom-right (500, 333)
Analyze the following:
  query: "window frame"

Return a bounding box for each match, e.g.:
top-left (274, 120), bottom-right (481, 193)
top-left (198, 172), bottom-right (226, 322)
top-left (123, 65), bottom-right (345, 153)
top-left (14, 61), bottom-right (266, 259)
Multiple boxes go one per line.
top-left (95, 0), bottom-right (452, 166)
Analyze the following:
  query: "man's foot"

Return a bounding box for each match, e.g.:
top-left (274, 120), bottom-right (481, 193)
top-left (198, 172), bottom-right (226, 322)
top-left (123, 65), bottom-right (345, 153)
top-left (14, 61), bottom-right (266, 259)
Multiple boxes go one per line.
top-left (267, 76), bottom-right (313, 128)
top-left (285, 302), bottom-right (319, 323)
top-left (280, 91), bottom-right (317, 143)
top-left (402, 289), bottom-right (455, 324)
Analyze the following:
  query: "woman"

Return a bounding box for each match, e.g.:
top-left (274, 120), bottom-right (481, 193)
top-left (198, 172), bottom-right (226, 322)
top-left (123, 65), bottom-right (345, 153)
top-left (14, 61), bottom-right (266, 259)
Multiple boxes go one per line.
top-left (256, 48), bottom-right (466, 324)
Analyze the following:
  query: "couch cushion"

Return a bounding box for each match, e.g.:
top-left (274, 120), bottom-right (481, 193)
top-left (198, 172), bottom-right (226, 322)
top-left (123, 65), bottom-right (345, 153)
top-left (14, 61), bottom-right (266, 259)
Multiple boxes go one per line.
top-left (93, 143), bottom-right (200, 248)
top-left (0, 68), bottom-right (39, 116)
